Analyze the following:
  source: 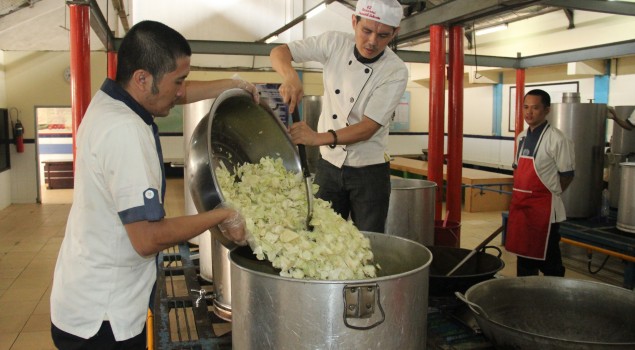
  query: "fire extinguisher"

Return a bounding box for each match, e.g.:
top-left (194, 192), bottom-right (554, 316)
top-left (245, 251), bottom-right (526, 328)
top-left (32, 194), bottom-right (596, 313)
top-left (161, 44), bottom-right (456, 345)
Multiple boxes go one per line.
top-left (13, 120), bottom-right (24, 153)
top-left (11, 108), bottom-right (24, 153)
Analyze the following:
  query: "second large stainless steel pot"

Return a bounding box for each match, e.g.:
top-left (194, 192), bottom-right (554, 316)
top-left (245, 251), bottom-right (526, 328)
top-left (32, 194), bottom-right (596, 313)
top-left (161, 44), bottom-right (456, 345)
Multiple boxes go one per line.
top-left (230, 232), bottom-right (432, 350)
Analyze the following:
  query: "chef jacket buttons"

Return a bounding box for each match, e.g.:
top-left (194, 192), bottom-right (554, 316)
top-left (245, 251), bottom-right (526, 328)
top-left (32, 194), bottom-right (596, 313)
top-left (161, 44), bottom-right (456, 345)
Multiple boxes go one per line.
top-left (145, 190), bottom-right (154, 199)
top-left (332, 114), bottom-right (338, 119)
top-left (350, 97), bottom-right (355, 103)
top-left (335, 89), bottom-right (340, 94)
top-left (365, 68), bottom-right (370, 74)
top-left (348, 60), bottom-right (352, 65)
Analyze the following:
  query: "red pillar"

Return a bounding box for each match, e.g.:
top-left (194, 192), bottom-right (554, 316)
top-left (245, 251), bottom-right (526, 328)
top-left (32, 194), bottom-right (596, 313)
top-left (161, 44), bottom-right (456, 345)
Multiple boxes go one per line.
top-left (514, 68), bottom-right (526, 157)
top-left (69, 2), bottom-right (91, 165)
top-left (446, 25), bottom-right (464, 245)
top-left (428, 24), bottom-right (446, 223)
top-left (107, 51), bottom-right (118, 80)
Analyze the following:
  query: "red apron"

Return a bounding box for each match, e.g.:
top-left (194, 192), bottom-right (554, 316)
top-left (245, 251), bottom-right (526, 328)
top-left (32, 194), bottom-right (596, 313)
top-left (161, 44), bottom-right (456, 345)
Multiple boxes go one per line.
top-left (505, 152), bottom-right (553, 260)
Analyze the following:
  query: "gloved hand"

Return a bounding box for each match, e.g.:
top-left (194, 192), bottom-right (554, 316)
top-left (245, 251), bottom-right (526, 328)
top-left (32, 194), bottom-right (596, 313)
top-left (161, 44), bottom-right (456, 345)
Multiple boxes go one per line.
top-left (233, 74), bottom-right (260, 103)
top-left (217, 206), bottom-right (249, 246)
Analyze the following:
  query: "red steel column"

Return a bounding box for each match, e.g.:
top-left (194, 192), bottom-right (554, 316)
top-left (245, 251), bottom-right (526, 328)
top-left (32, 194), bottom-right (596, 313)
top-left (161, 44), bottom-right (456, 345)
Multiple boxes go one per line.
top-left (107, 51), bottom-right (118, 80)
top-left (69, 2), bottom-right (91, 164)
top-left (447, 26), bottom-right (464, 241)
top-left (514, 68), bottom-right (526, 156)
top-left (428, 24), bottom-right (446, 222)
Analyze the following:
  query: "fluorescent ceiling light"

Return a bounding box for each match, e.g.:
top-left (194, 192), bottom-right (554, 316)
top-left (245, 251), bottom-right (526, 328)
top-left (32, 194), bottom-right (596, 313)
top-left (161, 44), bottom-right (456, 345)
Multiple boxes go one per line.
top-left (264, 35), bottom-right (278, 44)
top-left (475, 23), bottom-right (508, 36)
top-left (306, 3), bottom-right (326, 19)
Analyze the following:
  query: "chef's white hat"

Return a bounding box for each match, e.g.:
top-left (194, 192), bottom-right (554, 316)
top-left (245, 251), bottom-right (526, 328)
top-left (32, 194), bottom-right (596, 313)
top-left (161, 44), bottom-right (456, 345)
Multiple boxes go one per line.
top-left (355, 0), bottom-right (403, 27)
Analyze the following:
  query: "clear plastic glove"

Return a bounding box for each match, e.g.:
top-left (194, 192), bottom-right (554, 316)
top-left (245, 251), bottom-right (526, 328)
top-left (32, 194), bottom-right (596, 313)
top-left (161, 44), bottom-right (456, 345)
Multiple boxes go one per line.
top-left (217, 207), bottom-right (249, 246)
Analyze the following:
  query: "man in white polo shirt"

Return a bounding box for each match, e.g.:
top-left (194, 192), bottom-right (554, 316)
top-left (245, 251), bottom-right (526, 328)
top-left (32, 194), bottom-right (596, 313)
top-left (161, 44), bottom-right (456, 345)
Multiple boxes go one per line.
top-left (50, 20), bottom-right (257, 349)
top-left (270, 0), bottom-right (407, 233)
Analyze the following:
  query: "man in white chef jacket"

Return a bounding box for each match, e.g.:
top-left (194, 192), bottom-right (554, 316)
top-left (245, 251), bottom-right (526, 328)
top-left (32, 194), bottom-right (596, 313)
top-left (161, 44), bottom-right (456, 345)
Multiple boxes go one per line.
top-left (270, 0), bottom-right (408, 232)
top-left (505, 89), bottom-right (575, 276)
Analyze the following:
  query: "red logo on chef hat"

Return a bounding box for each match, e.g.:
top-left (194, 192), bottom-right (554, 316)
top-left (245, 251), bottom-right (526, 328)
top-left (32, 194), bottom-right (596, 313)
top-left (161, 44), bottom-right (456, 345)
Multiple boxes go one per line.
top-left (359, 5), bottom-right (382, 21)
top-left (355, 0), bottom-right (402, 27)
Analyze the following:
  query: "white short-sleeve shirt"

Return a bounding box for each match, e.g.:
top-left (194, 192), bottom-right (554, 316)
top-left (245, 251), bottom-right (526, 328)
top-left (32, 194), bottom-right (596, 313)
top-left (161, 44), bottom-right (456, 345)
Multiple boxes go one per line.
top-left (288, 31), bottom-right (408, 167)
top-left (51, 80), bottom-right (165, 341)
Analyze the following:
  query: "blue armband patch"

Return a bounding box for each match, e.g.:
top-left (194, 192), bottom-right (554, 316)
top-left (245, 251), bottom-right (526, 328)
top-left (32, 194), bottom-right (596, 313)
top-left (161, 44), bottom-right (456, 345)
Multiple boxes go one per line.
top-left (143, 188), bottom-right (165, 222)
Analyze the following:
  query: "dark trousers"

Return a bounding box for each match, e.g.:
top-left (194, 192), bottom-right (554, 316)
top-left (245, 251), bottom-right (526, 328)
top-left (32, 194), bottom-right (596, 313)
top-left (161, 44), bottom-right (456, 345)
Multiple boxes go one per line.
top-left (516, 223), bottom-right (566, 277)
top-left (314, 158), bottom-right (391, 233)
top-left (51, 321), bottom-right (146, 350)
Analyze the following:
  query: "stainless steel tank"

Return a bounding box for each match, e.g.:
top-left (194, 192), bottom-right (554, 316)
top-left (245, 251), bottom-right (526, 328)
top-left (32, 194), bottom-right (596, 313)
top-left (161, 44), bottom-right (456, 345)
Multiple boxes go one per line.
top-left (385, 178), bottom-right (436, 246)
top-left (610, 106), bottom-right (635, 154)
top-left (607, 153), bottom-right (630, 208)
top-left (617, 162), bottom-right (635, 234)
top-left (547, 95), bottom-right (606, 218)
top-left (608, 106), bottom-right (635, 208)
top-left (183, 99), bottom-right (215, 280)
top-left (301, 95), bottom-right (322, 174)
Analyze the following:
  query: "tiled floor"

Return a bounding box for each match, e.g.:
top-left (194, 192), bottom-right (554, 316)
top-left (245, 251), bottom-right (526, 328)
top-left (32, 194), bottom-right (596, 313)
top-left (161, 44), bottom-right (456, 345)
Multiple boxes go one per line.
top-left (0, 178), bottom-right (625, 349)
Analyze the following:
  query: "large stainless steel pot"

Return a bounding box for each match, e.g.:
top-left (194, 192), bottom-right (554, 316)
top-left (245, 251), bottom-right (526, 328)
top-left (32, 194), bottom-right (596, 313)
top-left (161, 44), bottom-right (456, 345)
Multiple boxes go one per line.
top-left (459, 276), bottom-right (635, 349)
top-left (385, 178), bottom-right (436, 246)
top-left (427, 245), bottom-right (504, 297)
top-left (230, 232), bottom-right (432, 350)
top-left (186, 88), bottom-right (303, 319)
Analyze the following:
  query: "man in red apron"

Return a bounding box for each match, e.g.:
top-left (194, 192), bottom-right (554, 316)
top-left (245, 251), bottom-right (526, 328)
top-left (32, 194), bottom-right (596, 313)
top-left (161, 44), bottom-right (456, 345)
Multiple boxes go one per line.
top-left (505, 89), bottom-right (575, 277)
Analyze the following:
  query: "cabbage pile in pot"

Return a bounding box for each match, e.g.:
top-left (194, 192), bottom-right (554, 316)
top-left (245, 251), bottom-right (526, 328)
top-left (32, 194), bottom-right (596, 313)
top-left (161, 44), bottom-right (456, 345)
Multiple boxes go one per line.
top-left (216, 157), bottom-right (377, 280)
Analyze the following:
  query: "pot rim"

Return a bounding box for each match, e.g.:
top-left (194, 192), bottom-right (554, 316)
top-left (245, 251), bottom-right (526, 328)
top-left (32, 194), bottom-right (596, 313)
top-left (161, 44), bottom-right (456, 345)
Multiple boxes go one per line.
top-left (229, 232), bottom-right (432, 284)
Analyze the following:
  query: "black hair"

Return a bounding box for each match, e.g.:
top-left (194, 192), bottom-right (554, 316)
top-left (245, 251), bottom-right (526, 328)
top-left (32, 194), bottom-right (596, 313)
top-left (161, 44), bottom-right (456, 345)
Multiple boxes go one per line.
top-left (525, 89), bottom-right (551, 107)
top-left (116, 20), bottom-right (191, 88)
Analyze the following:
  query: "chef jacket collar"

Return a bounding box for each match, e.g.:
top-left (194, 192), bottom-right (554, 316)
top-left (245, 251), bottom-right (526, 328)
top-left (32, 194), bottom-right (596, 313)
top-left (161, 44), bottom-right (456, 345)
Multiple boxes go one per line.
top-left (353, 45), bottom-right (384, 64)
top-left (100, 78), bottom-right (154, 126)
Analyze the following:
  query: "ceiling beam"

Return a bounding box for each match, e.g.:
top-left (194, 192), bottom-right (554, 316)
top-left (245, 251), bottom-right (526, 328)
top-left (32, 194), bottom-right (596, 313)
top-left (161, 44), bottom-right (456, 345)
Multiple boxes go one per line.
top-left (519, 38), bottom-right (635, 68)
top-left (84, 0), bottom-right (116, 51)
top-left (541, 0), bottom-right (635, 16)
top-left (397, 0), bottom-right (543, 42)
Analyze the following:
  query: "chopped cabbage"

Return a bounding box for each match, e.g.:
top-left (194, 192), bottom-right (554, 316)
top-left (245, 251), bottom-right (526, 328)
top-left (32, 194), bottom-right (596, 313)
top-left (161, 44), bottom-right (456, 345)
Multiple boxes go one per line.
top-left (216, 157), bottom-right (377, 280)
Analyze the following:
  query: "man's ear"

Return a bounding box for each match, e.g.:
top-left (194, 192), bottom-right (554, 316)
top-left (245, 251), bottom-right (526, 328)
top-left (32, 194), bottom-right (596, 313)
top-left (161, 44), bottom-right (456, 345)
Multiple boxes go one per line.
top-left (132, 70), bottom-right (149, 91)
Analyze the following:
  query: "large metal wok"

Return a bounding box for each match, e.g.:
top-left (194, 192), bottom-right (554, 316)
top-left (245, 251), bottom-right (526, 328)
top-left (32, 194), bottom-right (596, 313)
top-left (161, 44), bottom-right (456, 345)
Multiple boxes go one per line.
top-left (459, 276), bottom-right (635, 349)
top-left (427, 245), bottom-right (504, 297)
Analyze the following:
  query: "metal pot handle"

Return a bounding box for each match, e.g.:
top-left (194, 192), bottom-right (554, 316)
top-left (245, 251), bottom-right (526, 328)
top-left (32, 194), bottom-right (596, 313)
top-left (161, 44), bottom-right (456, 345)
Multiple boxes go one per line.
top-left (342, 283), bottom-right (386, 330)
top-left (481, 245), bottom-right (502, 258)
top-left (455, 292), bottom-right (490, 319)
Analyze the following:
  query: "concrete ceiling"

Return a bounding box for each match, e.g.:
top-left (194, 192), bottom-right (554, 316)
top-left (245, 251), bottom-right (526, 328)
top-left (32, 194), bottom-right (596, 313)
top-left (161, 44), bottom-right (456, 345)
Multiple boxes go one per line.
top-left (1, 0), bottom-right (635, 69)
